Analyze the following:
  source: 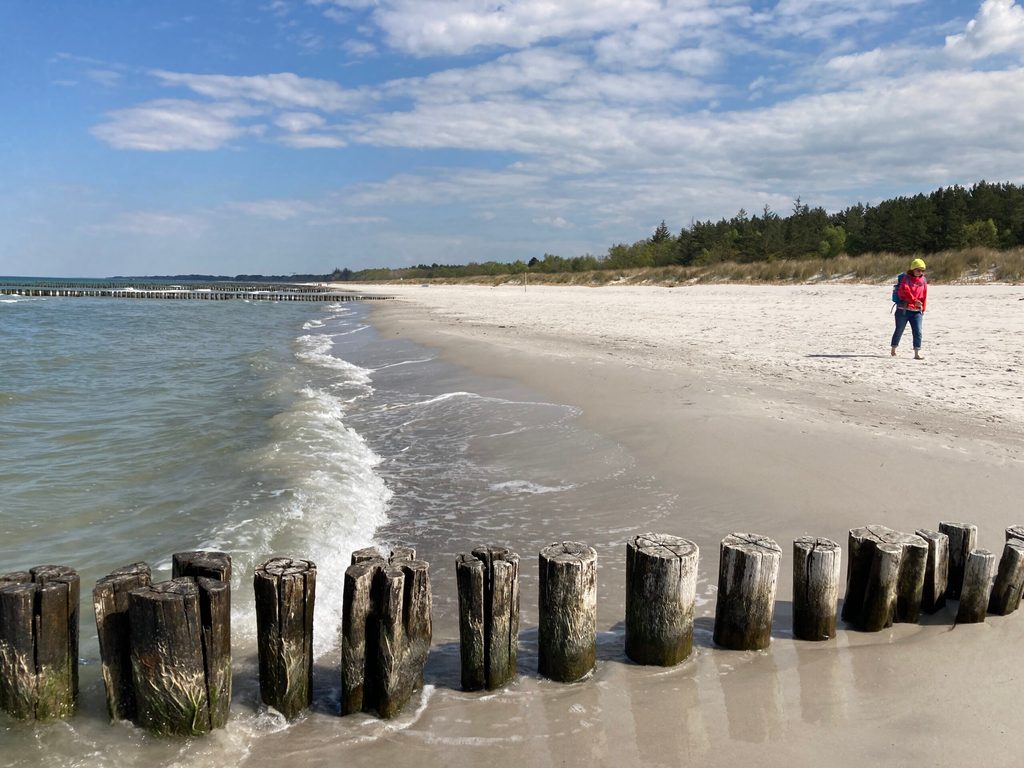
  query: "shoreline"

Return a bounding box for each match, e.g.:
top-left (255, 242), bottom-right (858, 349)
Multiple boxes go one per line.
top-left (344, 282), bottom-right (1024, 766)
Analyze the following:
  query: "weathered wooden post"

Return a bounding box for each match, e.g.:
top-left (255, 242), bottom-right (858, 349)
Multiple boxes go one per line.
top-left (625, 534), bottom-right (699, 665)
top-left (792, 537), bottom-right (841, 641)
top-left (173, 550), bottom-right (232, 583)
top-left (956, 549), bottom-right (995, 624)
top-left (861, 543), bottom-right (903, 631)
top-left (341, 557), bottom-right (376, 715)
top-left (714, 533), bottom-right (781, 650)
top-left (538, 542), bottom-right (597, 682)
top-left (254, 558), bottom-right (316, 720)
top-left (129, 579), bottom-right (216, 735)
top-left (377, 559), bottom-right (431, 718)
top-left (456, 546), bottom-right (520, 690)
top-left (0, 576), bottom-right (35, 719)
top-left (0, 567), bottom-right (79, 720)
top-left (170, 550), bottom-right (231, 729)
top-left (341, 548), bottom-right (432, 718)
top-left (1005, 525), bottom-right (1024, 544)
top-left (989, 541), bottom-right (1024, 616)
top-left (914, 529), bottom-right (949, 614)
top-left (938, 522), bottom-right (977, 600)
top-left (93, 562), bottom-right (152, 721)
top-left (842, 525), bottom-right (926, 630)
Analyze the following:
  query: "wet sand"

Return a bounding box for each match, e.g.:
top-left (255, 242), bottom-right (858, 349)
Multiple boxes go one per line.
top-left (328, 283), bottom-right (1024, 767)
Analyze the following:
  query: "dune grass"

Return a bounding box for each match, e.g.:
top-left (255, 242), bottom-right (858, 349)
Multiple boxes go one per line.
top-left (360, 247), bottom-right (1024, 287)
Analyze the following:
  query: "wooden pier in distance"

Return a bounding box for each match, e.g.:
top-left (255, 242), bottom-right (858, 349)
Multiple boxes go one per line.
top-left (0, 282), bottom-right (390, 302)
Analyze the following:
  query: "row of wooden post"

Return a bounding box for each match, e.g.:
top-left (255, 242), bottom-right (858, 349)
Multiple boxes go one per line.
top-left (4, 520), bottom-right (1024, 733)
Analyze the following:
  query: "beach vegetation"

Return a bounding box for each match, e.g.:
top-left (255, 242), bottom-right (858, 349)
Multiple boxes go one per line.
top-left (329, 179), bottom-right (1024, 286)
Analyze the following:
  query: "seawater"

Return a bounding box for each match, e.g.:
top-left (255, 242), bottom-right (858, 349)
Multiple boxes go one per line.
top-left (0, 294), bottom-right (674, 766)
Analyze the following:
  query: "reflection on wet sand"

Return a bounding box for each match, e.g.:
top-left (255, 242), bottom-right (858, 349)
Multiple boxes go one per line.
top-left (714, 651), bottom-right (785, 743)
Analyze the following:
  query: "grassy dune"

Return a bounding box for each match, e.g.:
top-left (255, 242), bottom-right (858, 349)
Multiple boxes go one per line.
top-left (360, 247), bottom-right (1024, 287)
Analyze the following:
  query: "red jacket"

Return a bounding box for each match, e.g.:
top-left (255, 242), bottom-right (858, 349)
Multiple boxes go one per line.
top-left (897, 273), bottom-right (927, 312)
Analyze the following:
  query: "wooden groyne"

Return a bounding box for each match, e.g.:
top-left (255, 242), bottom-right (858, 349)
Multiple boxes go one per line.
top-left (0, 283), bottom-right (391, 302)
top-left (2, 519), bottom-right (1022, 732)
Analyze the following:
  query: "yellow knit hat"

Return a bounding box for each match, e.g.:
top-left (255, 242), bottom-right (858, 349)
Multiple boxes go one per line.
top-left (910, 258), bottom-right (926, 270)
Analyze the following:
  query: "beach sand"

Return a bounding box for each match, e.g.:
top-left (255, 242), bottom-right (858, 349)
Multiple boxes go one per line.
top-left (296, 283), bottom-right (1024, 766)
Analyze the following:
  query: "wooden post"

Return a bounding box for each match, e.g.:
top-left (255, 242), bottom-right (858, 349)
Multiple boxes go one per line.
top-left (713, 533), bottom-right (781, 650)
top-left (0, 579), bottom-right (37, 719)
top-left (254, 558), bottom-right (316, 720)
top-left (538, 542), bottom-right (597, 682)
top-left (172, 550), bottom-right (232, 583)
top-left (792, 537), bottom-right (841, 641)
top-left (625, 534), bottom-right (699, 665)
top-left (842, 525), bottom-right (926, 629)
top-left (351, 547), bottom-right (382, 564)
top-left (376, 559), bottom-right (432, 718)
top-left (914, 529), bottom-right (948, 614)
top-left (989, 541), bottom-right (1024, 616)
top-left (30, 565), bottom-right (80, 719)
top-left (93, 562), bottom-right (152, 721)
top-left (129, 579), bottom-right (212, 736)
top-left (938, 522), bottom-right (977, 600)
top-left (956, 549), bottom-right (995, 624)
top-left (861, 543), bottom-right (902, 632)
top-left (341, 559), bottom-right (377, 715)
top-left (341, 550), bottom-right (432, 718)
top-left (0, 567), bottom-right (79, 720)
top-left (389, 546), bottom-right (417, 562)
top-left (171, 551), bottom-right (231, 729)
top-left (1005, 525), bottom-right (1024, 544)
top-left (456, 546), bottom-right (520, 690)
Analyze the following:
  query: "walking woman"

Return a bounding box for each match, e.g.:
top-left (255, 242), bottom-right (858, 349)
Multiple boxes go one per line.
top-left (891, 258), bottom-right (927, 360)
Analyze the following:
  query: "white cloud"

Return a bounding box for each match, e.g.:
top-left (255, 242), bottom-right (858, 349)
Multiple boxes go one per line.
top-left (345, 168), bottom-right (547, 207)
top-left (533, 215), bottom-right (572, 228)
top-left (275, 111), bottom-right (328, 131)
top-left (87, 69), bottom-right (122, 87)
top-left (758, 0), bottom-right (926, 40)
top-left (343, 39), bottom-right (377, 57)
top-left (946, 0), bottom-right (1024, 59)
top-left (370, 0), bottom-right (666, 56)
top-left (278, 133), bottom-right (347, 148)
top-left (91, 211), bottom-right (206, 237)
top-left (91, 99), bottom-right (264, 151)
top-left (667, 47), bottom-right (723, 75)
top-left (151, 70), bottom-right (362, 111)
top-left (226, 199), bottom-right (320, 220)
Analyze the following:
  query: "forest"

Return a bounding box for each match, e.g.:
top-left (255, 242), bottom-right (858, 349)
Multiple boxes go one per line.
top-left (333, 181), bottom-right (1024, 282)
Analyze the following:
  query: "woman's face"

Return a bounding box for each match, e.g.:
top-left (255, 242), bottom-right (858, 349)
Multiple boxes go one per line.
top-left (912, 268), bottom-right (925, 277)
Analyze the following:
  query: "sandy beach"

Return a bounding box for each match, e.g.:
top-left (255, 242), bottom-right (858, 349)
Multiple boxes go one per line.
top-left (310, 282), bottom-right (1024, 767)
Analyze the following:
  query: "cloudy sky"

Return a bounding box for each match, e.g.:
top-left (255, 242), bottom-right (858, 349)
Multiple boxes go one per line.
top-left (2, 0), bottom-right (1024, 277)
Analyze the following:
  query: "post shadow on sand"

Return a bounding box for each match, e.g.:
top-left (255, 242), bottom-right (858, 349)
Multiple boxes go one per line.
top-left (303, 590), bottom-right (969, 716)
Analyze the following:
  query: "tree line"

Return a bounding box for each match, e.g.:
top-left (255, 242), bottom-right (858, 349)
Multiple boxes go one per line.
top-left (330, 180), bottom-right (1024, 281)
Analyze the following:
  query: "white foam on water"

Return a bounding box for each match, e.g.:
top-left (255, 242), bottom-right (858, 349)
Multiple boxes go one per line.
top-left (489, 480), bottom-right (577, 495)
top-left (295, 333), bottom-right (373, 390)
top-left (214, 384), bottom-right (391, 659)
top-left (331, 324), bottom-right (370, 337)
top-left (371, 356), bottom-right (435, 371)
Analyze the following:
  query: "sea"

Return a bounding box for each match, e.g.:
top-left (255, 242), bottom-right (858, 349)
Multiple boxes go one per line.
top-left (0, 289), bottom-right (677, 766)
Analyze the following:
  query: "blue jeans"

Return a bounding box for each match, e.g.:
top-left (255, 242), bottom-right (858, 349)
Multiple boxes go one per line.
top-left (891, 308), bottom-right (923, 349)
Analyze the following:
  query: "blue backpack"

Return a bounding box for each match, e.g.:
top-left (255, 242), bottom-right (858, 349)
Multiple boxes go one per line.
top-left (891, 272), bottom-right (926, 306)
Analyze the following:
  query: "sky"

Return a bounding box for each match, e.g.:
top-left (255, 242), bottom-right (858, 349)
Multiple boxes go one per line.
top-left (2, 0), bottom-right (1024, 277)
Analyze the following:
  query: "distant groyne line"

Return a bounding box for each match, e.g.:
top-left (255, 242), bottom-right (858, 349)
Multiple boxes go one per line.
top-left (0, 282), bottom-right (390, 302)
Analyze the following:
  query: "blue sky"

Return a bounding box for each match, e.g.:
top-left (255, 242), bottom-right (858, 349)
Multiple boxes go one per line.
top-left (2, 0), bottom-right (1023, 277)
